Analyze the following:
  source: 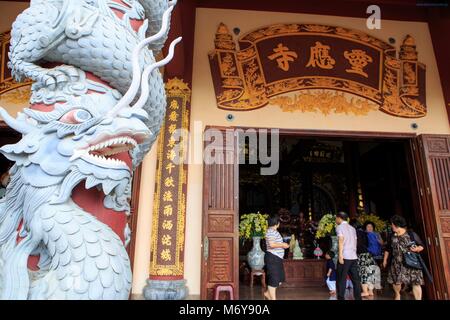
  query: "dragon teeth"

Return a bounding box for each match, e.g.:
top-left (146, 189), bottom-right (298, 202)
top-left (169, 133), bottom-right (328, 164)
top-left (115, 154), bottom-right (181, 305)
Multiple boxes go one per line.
top-left (73, 135), bottom-right (137, 168)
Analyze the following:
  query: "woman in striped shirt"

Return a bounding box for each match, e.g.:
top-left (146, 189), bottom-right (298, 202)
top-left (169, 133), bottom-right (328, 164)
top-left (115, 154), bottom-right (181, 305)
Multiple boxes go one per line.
top-left (264, 215), bottom-right (289, 300)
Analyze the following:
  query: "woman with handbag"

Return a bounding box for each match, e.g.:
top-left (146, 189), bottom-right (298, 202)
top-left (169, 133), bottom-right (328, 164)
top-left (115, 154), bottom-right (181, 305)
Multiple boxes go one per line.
top-left (382, 215), bottom-right (425, 300)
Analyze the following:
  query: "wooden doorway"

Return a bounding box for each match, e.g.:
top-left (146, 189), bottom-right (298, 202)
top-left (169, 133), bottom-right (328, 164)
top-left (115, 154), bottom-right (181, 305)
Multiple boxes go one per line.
top-left (201, 127), bottom-right (450, 300)
top-left (201, 127), bottom-right (239, 299)
top-left (411, 135), bottom-right (450, 300)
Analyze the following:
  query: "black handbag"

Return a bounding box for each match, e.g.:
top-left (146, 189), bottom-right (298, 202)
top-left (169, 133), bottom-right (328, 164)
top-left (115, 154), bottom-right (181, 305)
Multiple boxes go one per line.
top-left (402, 231), bottom-right (423, 270)
top-left (403, 251), bottom-right (422, 270)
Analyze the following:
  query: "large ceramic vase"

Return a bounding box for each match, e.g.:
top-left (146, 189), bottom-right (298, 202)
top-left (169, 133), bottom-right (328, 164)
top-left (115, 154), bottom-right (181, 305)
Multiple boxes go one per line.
top-left (247, 236), bottom-right (265, 270)
top-left (331, 235), bottom-right (338, 264)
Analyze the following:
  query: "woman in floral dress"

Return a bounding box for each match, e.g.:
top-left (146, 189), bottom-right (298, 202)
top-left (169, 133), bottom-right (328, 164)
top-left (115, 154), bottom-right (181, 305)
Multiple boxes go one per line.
top-left (383, 215), bottom-right (425, 300)
top-left (350, 220), bottom-right (377, 297)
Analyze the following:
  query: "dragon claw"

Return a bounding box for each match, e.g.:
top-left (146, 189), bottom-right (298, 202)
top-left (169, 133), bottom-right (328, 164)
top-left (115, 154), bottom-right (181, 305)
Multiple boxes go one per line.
top-left (43, 66), bottom-right (81, 89)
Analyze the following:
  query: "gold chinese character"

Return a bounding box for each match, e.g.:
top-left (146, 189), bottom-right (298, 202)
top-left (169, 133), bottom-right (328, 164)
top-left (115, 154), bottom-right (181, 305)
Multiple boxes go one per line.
top-left (167, 136), bottom-right (176, 148)
top-left (344, 49), bottom-right (373, 78)
top-left (169, 111), bottom-right (178, 122)
top-left (306, 41), bottom-right (335, 69)
top-left (164, 177), bottom-right (175, 188)
top-left (268, 43), bottom-right (298, 71)
top-left (161, 249), bottom-right (172, 261)
top-left (162, 220), bottom-right (174, 231)
top-left (166, 149), bottom-right (176, 161)
top-left (168, 124), bottom-right (177, 134)
top-left (165, 163), bottom-right (176, 174)
top-left (161, 234), bottom-right (172, 246)
top-left (163, 204), bottom-right (173, 216)
top-left (163, 191), bottom-right (173, 202)
top-left (169, 100), bottom-right (179, 110)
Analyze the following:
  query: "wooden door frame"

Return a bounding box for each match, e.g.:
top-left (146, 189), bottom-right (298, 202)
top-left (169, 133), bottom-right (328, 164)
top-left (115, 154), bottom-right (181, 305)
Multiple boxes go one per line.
top-left (201, 127), bottom-right (239, 299)
top-left (406, 138), bottom-right (442, 299)
top-left (415, 135), bottom-right (450, 299)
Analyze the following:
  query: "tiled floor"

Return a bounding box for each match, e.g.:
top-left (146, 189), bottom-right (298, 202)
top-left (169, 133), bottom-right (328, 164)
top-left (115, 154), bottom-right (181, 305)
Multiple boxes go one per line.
top-left (131, 285), bottom-right (416, 300)
top-left (239, 284), bottom-right (414, 300)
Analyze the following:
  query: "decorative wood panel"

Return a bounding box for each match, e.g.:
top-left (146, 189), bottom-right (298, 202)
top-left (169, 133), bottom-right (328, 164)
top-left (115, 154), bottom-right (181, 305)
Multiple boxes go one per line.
top-left (441, 218), bottom-right (450, 237)
top-left (282, 259), bottom-right (327, 288)
top-left (208, 239), bottom-right (233, 282)
top-left (208, 156), bottom-right (235, 211)
top-left (201, 127), bottom-right (239, 299)
top-left (208, 23), bottom-right (427, 118)
top-left (428, 137), bottom-right (449, 153)
top-left (430, 157), bottom-right (450, 212)
top-left (150, 79), bottom-right (191, 278)
top-left (208, 215), bottom-right (234, 233)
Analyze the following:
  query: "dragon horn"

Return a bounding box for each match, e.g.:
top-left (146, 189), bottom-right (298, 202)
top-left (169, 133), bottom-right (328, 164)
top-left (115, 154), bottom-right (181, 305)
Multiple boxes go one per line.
top-left (132, 36), bottom-right (182, 110)
top-left (0, 107), bottom-right (34, 134)
top-left (108, 2), bottom-right (176, 116)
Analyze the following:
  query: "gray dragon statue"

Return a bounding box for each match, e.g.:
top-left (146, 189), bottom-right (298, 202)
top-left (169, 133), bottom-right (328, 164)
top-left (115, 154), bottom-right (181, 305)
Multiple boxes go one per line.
top-left (0, 0), bottom-right (181, 299)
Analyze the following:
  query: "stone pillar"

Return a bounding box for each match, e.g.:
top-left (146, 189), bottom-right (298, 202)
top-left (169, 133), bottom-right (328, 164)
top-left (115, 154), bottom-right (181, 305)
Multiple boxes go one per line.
top-left (143, 78), bottom-right (191, 300)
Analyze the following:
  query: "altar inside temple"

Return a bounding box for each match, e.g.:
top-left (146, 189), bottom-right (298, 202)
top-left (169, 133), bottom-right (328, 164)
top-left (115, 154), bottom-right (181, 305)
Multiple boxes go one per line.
top-left (238, 134), bottom-right (419, 292)
top-left (282, 259), bottom-right (326, 288)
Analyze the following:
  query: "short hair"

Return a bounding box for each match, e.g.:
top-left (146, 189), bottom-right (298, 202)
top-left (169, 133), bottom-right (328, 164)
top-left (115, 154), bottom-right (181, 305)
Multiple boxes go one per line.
top-left (326, 251), bottom-right (335, 258)
top-left (390, 215), bottom-right (407, 228)
top-left (363, 221), bottom-right (376, 231)
top-left (268, 214), bottom-right (280, 227)
top-left (336, 211), bottom-right (348, 220)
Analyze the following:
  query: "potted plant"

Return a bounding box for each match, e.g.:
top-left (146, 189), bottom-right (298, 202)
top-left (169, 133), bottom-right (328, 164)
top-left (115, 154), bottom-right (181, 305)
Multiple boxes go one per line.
top-left (239, 212), bottom-right (269, 270)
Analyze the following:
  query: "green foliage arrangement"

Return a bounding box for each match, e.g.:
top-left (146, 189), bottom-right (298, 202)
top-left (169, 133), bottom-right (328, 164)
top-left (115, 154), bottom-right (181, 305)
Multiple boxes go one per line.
top-left (239, 212), bottom-right (269, 240)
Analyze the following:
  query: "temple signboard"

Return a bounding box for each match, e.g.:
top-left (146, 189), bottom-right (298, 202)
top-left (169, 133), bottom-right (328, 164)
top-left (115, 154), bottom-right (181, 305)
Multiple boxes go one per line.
top-left (208, 23), bottom-right (427, 118)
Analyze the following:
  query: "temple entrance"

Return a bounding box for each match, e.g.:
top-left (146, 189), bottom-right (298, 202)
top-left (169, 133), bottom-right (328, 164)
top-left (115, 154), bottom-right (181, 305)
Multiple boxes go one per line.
top-left (238, 134), bottom-right (423, 299)
top-left (201, 127), bottom-right (450, 300)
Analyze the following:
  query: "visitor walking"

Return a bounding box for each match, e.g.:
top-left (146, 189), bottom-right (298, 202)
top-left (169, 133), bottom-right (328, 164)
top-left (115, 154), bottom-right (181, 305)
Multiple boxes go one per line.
top-left (335, 212), bottom-right (362, 300)
top-left (383, 215), bottom-right (425, 300)
top-left (351, 219), bottom-right (377, 297)
top-left (264, 215), bottom-right (289, 300)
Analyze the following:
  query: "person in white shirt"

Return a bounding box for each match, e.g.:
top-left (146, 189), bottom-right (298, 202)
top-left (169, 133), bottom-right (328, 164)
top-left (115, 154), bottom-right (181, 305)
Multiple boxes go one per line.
top-left (335, 211), bottom-right (362, 300)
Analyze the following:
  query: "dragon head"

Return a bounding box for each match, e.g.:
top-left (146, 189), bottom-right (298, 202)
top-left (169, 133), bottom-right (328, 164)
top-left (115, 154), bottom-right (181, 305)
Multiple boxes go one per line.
top-left (0, 72), bottom-right (151, 211)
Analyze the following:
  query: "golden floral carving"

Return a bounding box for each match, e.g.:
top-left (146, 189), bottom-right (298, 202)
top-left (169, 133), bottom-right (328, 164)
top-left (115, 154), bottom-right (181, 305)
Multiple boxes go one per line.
top-left (271, 90), bottom-right (378, 116)
top-left (302, 24), bottom-right (332, 33)
top-left (220, 53), bottom-right (237, 76)
top-left (0, 85), bottom-right (31, 104)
